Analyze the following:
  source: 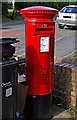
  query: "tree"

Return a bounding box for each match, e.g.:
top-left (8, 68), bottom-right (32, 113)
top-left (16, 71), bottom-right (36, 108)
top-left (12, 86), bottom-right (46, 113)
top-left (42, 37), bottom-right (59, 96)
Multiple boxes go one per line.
top-left (15, 2), bottom-right (77, 11)
top-left (2, 2), bottom-right (8, 16)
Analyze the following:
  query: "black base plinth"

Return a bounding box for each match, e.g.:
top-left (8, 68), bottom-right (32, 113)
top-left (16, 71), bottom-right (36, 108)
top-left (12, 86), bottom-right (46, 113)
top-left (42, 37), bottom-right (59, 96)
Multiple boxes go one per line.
top-left (23, 93), bottom-right (52, 120)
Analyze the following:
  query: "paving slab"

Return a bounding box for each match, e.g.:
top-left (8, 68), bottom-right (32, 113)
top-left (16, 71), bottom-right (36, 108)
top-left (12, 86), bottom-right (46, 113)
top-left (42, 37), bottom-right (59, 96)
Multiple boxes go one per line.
top-left (52, 103), bottom-right (75, 119)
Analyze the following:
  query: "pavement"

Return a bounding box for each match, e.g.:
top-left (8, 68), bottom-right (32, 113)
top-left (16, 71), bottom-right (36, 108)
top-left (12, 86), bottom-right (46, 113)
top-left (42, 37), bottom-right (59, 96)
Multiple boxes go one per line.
top-left (52, 103), bottom-right (76, 119)
top-left (17, 100), bottom-right (75, 119)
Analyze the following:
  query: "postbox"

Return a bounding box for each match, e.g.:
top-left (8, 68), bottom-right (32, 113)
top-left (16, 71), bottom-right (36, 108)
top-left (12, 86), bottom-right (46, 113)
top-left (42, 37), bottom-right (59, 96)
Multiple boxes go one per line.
top-left (20, 6), bottom-right (58, 119)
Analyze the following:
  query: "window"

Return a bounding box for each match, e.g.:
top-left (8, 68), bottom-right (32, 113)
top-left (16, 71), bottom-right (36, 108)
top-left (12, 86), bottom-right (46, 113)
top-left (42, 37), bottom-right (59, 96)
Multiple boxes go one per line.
top-left (60, 7), bottom-right (77, 13)
top-left (60, 7), bottom-right (66, 13)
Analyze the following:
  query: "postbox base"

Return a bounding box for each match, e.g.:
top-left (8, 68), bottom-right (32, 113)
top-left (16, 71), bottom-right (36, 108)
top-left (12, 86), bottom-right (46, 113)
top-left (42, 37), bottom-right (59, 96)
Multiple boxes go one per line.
top-left (23, 93), bottom-right (52, 120)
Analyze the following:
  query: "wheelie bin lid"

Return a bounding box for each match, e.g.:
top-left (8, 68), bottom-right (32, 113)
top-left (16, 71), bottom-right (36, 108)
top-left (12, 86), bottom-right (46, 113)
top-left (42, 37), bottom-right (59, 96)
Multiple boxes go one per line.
top-left (0, 57), bottom-right (25, 67)
top-left (0, 37), bottom-right (19, 44)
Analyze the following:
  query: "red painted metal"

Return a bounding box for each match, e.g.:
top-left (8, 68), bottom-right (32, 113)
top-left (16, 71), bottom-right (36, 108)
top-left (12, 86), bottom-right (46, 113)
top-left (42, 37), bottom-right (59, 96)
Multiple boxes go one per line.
top-left (20, 6), bottom-right (58, 95)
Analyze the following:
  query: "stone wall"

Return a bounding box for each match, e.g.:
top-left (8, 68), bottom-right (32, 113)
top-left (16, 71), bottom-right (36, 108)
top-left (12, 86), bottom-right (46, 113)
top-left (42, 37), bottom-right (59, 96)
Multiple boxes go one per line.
top-left (53, 63), bottom-right (77, 107)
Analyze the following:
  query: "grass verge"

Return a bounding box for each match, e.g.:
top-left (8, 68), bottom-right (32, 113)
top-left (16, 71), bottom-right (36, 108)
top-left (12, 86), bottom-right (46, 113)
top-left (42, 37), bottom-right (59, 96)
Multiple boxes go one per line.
top-left (2, 9), bottom-right (24, 22)
top-left (14, 16), bottom-right (24, 20)
top-left (2, 15), bottom-right (12, 22)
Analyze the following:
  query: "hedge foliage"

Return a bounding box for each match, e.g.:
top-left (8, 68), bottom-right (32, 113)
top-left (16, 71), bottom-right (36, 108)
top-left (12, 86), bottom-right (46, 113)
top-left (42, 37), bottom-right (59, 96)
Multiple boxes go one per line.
top-left (2, 2), bottom-right (8, 16)
top-left (15, 2), bottom-right (77, 10)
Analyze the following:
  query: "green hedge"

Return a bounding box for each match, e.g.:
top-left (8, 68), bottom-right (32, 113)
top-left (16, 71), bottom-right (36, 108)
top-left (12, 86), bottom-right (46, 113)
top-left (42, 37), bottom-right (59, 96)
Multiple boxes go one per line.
top-left (2, 2), bottom-right (8, 16)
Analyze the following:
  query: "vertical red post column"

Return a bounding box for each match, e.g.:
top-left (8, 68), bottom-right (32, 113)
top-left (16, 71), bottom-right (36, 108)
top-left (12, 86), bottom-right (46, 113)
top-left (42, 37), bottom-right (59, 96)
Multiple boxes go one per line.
top-left (20, 6), bottom-right (58, 120)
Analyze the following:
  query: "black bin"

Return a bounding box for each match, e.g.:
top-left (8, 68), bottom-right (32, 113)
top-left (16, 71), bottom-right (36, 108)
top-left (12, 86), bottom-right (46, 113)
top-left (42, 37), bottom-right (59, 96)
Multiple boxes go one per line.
top-left (0, 37), bottom-right (25, 120)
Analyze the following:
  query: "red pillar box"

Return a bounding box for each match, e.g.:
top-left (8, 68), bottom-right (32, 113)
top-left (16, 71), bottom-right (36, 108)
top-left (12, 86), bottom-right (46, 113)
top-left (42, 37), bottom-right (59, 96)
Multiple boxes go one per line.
top-left (20, 6), bottom-right (58, 120)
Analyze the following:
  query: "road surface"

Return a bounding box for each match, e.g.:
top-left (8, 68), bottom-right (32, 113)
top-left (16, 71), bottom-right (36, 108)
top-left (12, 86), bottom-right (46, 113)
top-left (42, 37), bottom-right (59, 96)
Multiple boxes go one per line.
top-left (1, 22), bottom-right (77, 57)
